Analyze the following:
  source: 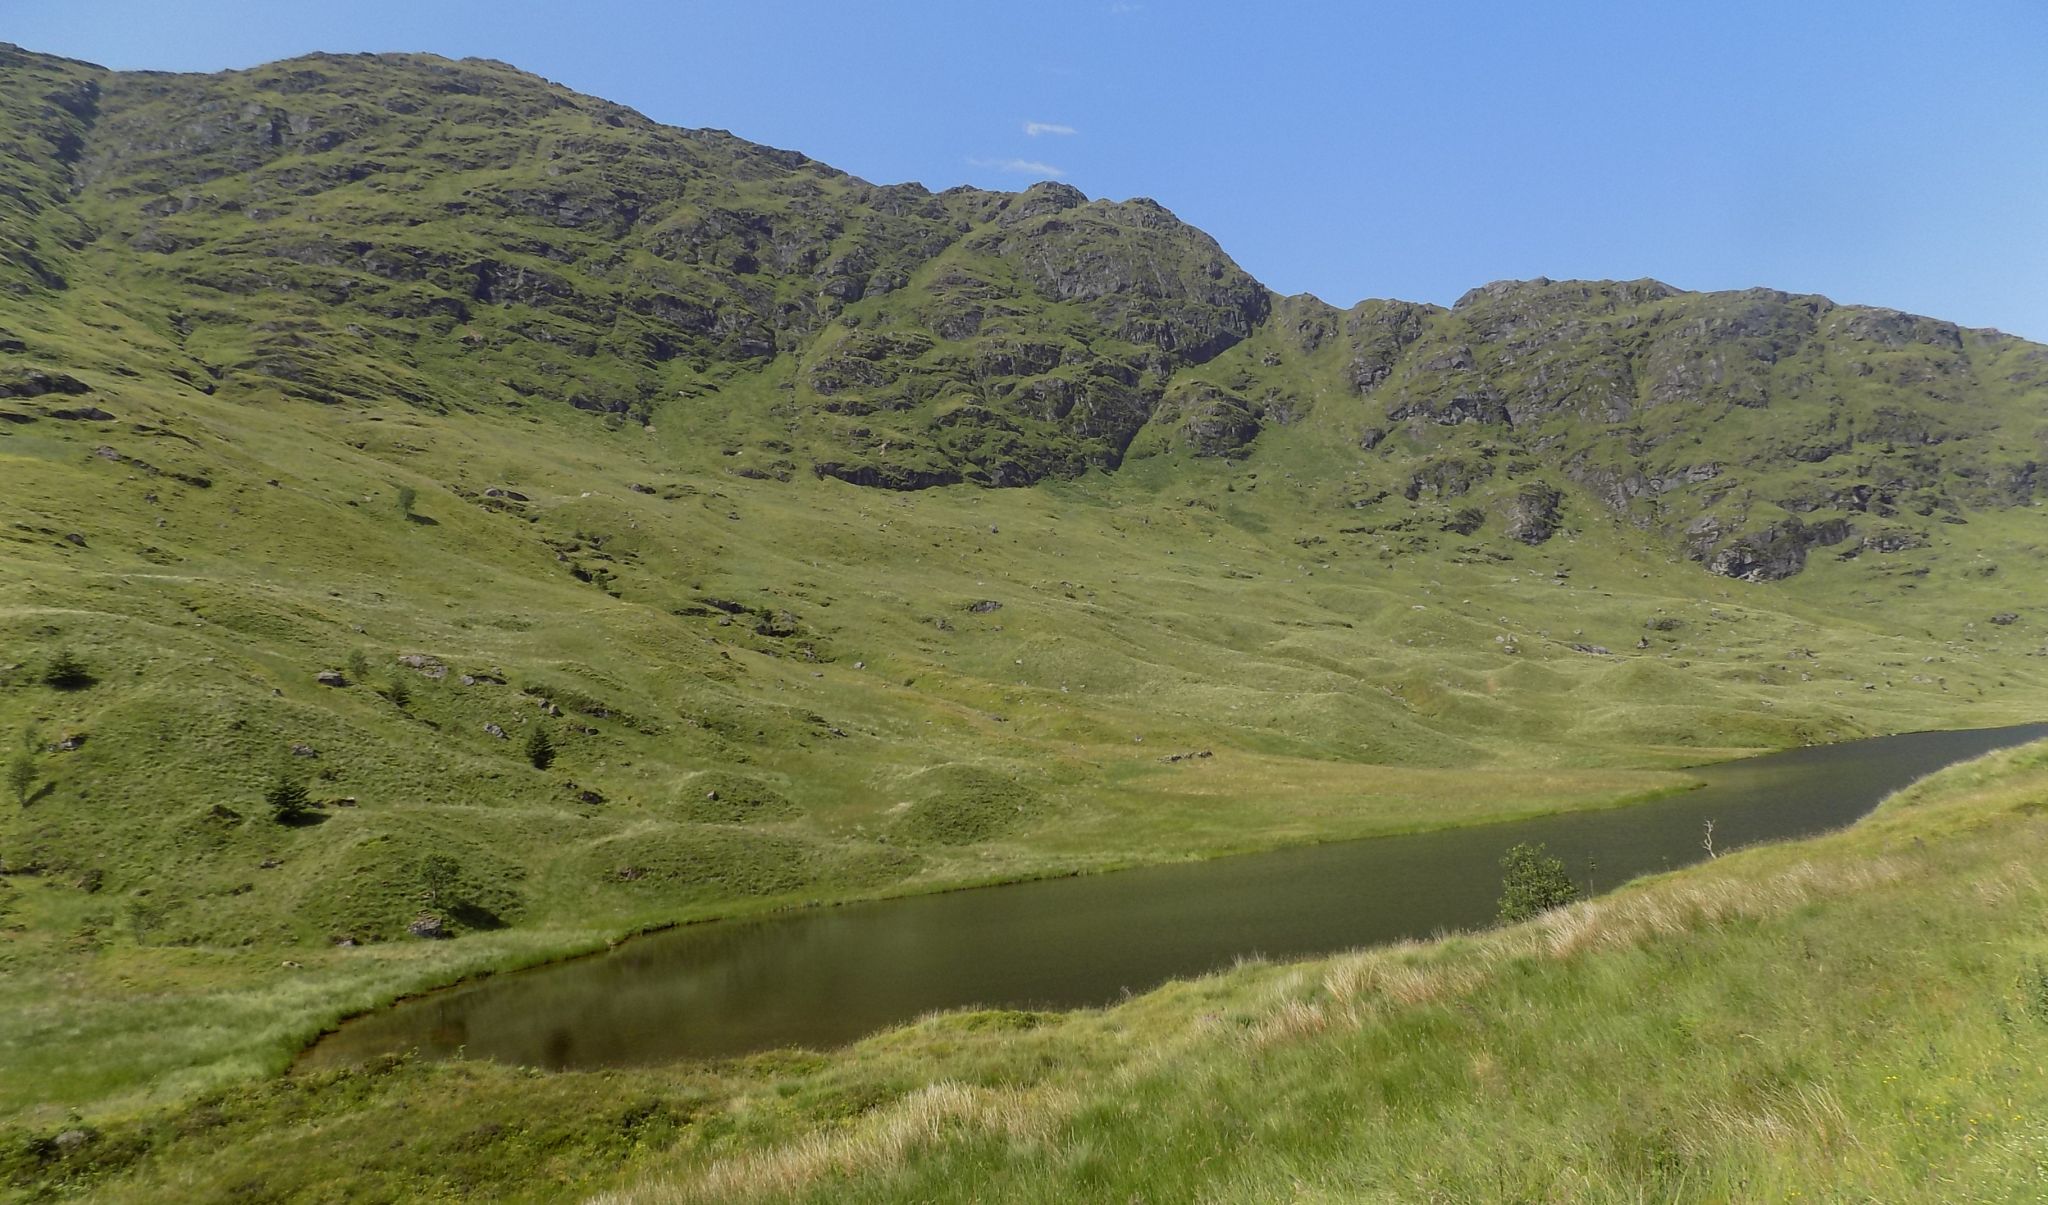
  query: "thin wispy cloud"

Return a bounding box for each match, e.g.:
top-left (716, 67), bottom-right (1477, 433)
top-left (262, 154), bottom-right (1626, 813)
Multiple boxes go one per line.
top-left (969, 157), bottom-right (1067, 179)
top-left (1107, 1), bottom-right (1143, 13)
top-left (1024, 121), bottom-right (1076, 138)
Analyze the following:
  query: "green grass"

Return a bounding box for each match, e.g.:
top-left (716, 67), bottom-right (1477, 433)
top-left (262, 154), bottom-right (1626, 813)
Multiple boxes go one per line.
top-left (5, 293), bottom-right (2048, 1137)
top-left (14, 736), bottom-right (2048, 1201)
top-left (5, 42), bottom-right (2048, 1199)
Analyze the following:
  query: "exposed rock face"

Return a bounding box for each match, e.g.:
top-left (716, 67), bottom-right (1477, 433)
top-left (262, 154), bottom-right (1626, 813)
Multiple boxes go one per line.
top-left (1154, 382), bottom-right (1263, 458)
top-left (812, 461), bottom-right (963, 491)
top-left (3, 45), bottom-right (2044, 581)
top-left (1500, 484), bottom-right (1564, 544)
top-left (3, 48), bottom-right (1272, 488)
top-left (1404, 454), bottom-right (1493, 501)
top-left (1685, 516), bottom-right (1854, 582)
top-left (0, 368), bottom-right (90, 398)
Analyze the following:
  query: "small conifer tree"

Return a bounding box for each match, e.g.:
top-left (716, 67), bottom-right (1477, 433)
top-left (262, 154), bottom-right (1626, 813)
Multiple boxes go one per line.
top-left (266, 773), bottom-right (313, 824)
top-left (43, 648), bottom-right (92, 690)
top-left (524, 725), bottom-right (555, 770)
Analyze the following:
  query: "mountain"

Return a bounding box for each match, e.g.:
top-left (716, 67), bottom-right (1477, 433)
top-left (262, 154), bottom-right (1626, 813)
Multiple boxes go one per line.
top-left (5, 44), bottom-right (2042, 576)
top-left (2, 43), bottom-right (2047, 1195)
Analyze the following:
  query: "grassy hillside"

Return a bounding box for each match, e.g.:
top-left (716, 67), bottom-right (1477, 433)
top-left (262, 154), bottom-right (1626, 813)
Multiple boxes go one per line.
top-left (13, 736), bottom-right (2048, 1201)
top-left (2, 41), bottom-right (2047, 1199)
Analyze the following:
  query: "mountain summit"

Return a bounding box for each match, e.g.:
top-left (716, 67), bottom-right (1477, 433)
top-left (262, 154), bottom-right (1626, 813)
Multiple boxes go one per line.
top-left (4, 44), bottom-right (2041, 579)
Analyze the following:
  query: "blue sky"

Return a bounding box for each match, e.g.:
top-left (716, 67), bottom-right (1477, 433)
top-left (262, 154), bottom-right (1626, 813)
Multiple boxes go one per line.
top-left (15, 1), bottom-right (2048, 339)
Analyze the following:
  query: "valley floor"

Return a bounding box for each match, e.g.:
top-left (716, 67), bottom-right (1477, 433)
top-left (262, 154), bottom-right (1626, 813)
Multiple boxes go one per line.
top-left (10, 738), bottom-right (2048, 1201)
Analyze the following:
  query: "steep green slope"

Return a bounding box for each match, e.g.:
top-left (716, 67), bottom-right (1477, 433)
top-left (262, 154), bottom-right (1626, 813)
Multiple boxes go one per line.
top-left (1, 41), bottom-right (2047, 1183)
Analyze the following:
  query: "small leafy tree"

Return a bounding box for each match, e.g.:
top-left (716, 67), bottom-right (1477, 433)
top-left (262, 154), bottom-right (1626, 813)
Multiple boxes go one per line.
top-left (1497, 841), bottom-right (1579, 923)
top-left (396, 485), bottom-right (418, 517)
top-left (524, 725), bottom-right (555, 770)
top-left (266, 772), bottom-right (313, 824)
top-left (418, 853), bottom-right (460, 908)
top-left (384, 675), bottom-right (412, 709)
top-left (43, 648), bottom-right (92, 690)
top-left (7, 739), bottom-right (34, 807)
top-left (346, 648), bottom-right (372, 682)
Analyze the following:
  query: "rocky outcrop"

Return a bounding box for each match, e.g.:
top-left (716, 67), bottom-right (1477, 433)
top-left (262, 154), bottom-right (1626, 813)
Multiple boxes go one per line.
top-left (1499, 484), bottom-right (1565, 544)
top-left (1152, 382), bottom-right (1263, 458)
top-left (1685, 516), bottom-right (1854, 581)
top-left (1403, 454), bottom-right (1493, 501)
top-left (812, 461), bottom-right (964, 491)
top-left (0, 368), bottom-right (90, 398)
top-left (5, 44), bottom-right (2045, 582)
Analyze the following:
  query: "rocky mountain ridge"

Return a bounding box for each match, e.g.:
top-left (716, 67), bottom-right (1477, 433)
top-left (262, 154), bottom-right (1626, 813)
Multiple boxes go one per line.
top-left (2, 43), bottom-right (2043, 579)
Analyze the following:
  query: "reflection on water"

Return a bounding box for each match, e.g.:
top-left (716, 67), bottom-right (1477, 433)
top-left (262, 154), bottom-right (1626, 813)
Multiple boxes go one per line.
top-left (302, 723), bottom-right (2048, 1071)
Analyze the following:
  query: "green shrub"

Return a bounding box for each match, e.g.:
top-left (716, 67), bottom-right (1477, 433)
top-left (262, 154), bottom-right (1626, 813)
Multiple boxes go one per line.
top-left (7, 741), bottom-right (33, 807)
top-left (1497, 841), bottom-right (1578, 923)
top-left (418, 854), bottom-right (459, 908)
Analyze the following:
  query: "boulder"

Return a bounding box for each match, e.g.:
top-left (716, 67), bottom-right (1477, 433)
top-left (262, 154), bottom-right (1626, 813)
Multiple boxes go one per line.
top-left (397, 652), bottom-right (448, 678)
top-left (315, 669), bottom-right (347, 687)
top-left (407, 913), bottom-right (447, 940)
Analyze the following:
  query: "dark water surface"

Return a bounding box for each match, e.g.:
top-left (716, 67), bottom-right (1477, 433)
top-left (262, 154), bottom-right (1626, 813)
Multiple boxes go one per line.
top-left (301, 723), bottom-right (2048, 1071)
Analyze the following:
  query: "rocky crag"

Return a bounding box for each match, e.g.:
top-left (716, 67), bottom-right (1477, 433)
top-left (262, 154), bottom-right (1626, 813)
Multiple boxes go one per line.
top-left (3, 44), bottom-right (2043, 580)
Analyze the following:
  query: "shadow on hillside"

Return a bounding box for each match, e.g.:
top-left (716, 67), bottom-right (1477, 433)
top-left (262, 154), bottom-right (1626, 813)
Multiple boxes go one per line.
top-left (404, 512), bottom-right (440, 526)
top-left (450, 902), bottom-right (507, 931)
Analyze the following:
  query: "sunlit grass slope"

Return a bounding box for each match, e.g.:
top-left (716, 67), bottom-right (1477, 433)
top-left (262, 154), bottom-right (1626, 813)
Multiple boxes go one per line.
top-left (4, 40), bottom-right (2048, 1199)
top-left (13, 738), bottom-right (2048, 1200)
